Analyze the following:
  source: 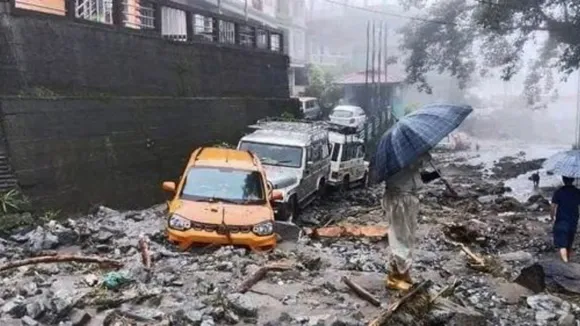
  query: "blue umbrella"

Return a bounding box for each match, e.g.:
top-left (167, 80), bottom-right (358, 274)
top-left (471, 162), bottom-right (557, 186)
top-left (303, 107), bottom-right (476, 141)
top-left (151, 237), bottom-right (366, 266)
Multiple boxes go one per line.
top-left (543, 150), bottom-right (580, 178)
top-left (373, 104), bottom-right (473, 182)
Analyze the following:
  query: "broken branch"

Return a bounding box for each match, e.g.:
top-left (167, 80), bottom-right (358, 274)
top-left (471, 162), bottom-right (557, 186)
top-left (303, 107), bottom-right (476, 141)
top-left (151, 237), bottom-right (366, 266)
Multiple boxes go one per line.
top-left (0, 254), bottom-right (123, 272)
top-left (341, 276), bottom-right (381, 307)
top-left (368, 280), bottom-right (433, 326)
top-left (430, 278), bottom-right (461, 304)
top-left (138, 233), bottom-right (152, 269)
top-left (237, 262), bottom-right (292, 293)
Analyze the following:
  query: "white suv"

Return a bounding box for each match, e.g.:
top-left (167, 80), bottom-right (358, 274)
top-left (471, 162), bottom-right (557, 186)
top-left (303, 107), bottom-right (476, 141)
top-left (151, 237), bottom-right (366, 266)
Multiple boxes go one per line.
top-left (327, 127), bottom-right (369, 190)
top-left (329, 105), bottom-right (367, 130)
top-left (237, 119), bottom-right (331, 223)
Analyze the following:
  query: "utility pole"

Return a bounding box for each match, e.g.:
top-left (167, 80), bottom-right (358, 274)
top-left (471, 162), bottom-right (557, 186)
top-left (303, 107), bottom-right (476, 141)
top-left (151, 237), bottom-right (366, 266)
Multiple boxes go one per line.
top-left (365, 21), bottom-right (370, 111)
top-left (383, 21), bottom-right (389, 123)
top-left (377, 22), bottom-right (382, 113)
top-left (575, 69), bottom-right (580, 149)
top-left (371, 20), bottom-right (376, 113)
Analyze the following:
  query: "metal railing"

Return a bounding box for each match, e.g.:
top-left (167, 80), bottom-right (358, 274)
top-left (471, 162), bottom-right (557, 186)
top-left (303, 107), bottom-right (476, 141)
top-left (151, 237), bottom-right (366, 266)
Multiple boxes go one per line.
top-left (123, 0), bottom-right (154, 29)
top-left (10, 0), bottom-right (285, 53)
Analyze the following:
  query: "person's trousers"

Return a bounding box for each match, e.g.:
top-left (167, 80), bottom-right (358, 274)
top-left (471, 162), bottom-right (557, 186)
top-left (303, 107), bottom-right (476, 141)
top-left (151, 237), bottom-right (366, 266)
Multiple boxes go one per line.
top-left (382, 191), bottom-right (420, 275)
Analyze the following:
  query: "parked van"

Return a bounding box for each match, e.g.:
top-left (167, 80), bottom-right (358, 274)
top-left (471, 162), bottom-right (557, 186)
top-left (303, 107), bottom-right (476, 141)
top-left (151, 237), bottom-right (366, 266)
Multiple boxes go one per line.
top-left (327, 124), bottom-right (369, 190)
top-left (162, 147), bottom-right (283, 251)
top-left (298, 97), bottom-right (322, 120)
top-left (238, 118), bottom-right (331, 223)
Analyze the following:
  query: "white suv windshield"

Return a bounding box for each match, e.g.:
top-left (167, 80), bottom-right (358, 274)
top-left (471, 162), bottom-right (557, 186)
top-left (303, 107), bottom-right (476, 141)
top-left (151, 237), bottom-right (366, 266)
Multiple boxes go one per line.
top-left (239, 141), bottom-right (303, 168)
top-left (332, 110), bottom-right (354, 118)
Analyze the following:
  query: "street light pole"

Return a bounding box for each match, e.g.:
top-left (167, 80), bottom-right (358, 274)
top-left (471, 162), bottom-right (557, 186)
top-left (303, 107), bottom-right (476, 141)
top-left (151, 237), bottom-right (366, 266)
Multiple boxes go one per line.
top-left (575, 69), bottom-right (580, 149)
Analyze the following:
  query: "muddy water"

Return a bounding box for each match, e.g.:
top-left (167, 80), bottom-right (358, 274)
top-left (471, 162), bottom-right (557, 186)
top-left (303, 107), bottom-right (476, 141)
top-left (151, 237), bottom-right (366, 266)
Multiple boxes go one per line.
top-left (446, 140), bottom-right (570, 202)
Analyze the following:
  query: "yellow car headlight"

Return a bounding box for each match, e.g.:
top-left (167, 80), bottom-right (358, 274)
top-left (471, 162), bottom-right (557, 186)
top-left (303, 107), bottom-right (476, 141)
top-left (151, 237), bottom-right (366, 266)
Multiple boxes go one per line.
top-left (168, 214), bottom-right (191, 231)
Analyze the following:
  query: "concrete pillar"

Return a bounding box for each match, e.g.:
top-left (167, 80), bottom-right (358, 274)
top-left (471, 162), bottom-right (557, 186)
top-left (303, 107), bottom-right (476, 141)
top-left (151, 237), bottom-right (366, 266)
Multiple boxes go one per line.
top-left (288, 68), bottom-right (296, 97)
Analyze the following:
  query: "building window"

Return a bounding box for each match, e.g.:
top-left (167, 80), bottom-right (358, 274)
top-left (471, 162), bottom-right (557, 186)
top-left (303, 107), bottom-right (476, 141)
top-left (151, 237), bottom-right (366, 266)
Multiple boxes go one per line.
top-left (193, 14), bottom-right (215, 41)
top-left (161, 7), bottom-right (187, 41)
top-left (256, 29), bottom-right (268, 49)
top-left (219, 20), bottom-right (235, 44)
top-left (75, 0), bottom-right (113, 24)
top-left (270, 33), bottom-right (281, 52)
top-left (239, 25), bottom-right (255, 47)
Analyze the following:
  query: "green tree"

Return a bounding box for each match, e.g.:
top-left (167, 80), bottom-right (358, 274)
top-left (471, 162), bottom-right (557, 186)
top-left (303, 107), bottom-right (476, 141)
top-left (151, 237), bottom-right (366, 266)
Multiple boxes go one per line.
top-left (304, 64), bottom-right (343, 113)
top-left (398, 0), bottom-right (578, 106)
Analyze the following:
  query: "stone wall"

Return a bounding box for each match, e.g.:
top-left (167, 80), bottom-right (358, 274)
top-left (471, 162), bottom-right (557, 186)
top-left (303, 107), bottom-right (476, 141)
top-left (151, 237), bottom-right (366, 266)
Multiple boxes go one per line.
top-left (0, 97), bottom-right (299, 212)
top-left (0, 12), bottom-right (290, 98)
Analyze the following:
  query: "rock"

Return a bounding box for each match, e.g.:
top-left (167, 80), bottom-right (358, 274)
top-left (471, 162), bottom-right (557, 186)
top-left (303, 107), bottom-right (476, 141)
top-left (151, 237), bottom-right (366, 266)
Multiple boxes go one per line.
top-left (527, 294), bottom-right (571, 325)
top-left (495, 282), bottom-right (533, 304)
top-left (0, 317), bottom-right (24, 326)
top-left (69, 308), bottom-right (92, 326)
top-left (558, 313), bottom-right (576, 326)
top-left (477, 195), bottom-right (497, 204)
top-left (536, 310), bottom-right (557, 325)
top-left (27, 227), bottom-right (59, 252)
top-left (184, 310), bottom-right (204, 325)
top-left (83, 274), bottom-right (98, 287)
top-left (200, 317), bottom-right (215, 326)
top-left (20, 282), bottom-right (39, 297)
top-left (95, 206), bottom-right (121, 218)
top-left (1, 296), bottom-right (27, 318)
top-left (514, 263), bottom-right (546, 293)
top-left (95, 231), bottom-right (113, 243)
top-left (274, 221), bottom-right (302, 242)
top-left (119, 307), bottom-right (164, 321)
top-left (51, 292), bottom-right (76, 317)
top-left (25, 301), bottom-right (45, 319)
top-left (499, 251), bottom-right (533, 264)
top-left (225, 293), bottom-right (258, 318)
top-left (224, 310), bottom-right (240, 324)
top-left (429, 298), bottom-right (486, 326)
top-left (52, 225), bottom-right (78, 246)
top-left (21, 316), bottom-right (38, 326)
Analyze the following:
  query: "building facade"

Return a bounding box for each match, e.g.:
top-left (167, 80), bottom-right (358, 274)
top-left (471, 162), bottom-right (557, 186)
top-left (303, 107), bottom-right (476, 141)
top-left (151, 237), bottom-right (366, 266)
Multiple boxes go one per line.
top-left (199, 0), bottom-right (308, 96)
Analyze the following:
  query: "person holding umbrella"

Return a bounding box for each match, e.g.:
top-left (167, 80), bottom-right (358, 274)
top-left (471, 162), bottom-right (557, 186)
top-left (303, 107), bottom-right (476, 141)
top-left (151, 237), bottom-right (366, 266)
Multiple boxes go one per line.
top-left (374, 104), bottom-right (473, 291)
top-left (550, 176), bottom-right (580, 262)
top-left (544, 150), bottom-right (580, 262)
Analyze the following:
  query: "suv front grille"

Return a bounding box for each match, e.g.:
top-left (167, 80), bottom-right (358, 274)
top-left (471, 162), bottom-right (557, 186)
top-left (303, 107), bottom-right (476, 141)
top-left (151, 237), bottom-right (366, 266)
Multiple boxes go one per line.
top-left (191, 221), bottom-right (252, 234)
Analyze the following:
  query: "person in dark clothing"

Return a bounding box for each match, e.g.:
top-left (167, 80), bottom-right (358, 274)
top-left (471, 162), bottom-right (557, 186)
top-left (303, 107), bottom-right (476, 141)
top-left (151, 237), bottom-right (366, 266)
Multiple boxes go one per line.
top-left (530, 172), bottom-right (540, 188)
top-left (551, 176), bottom-right (580, 262)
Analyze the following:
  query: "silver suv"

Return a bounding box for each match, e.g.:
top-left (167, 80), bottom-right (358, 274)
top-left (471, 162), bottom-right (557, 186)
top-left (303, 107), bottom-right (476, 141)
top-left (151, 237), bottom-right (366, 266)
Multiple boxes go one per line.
top-left (237, 119), bottom-right (331, 223)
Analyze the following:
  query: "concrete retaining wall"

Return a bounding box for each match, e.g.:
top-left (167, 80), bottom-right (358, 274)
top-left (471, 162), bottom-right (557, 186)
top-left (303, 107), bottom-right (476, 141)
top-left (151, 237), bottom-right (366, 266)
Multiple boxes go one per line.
top-left (0, 97), bottom-right (299, 212)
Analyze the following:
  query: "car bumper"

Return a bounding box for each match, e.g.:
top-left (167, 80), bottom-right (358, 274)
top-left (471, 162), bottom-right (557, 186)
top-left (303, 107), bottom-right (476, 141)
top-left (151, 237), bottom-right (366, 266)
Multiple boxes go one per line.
top-left (167, 228), bottom-right (277, 251)
top-left (328, 178), bottom-right (342, 186)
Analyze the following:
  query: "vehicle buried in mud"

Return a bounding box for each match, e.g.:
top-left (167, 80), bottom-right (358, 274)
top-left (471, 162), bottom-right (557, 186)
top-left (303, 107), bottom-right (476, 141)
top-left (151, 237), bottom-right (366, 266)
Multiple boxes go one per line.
top-left (327, 123), bottom-right (369, 190)
top-left (238, 119), bottom-right (331, 223)
top-left (162, 147), bottom-right (283, 251)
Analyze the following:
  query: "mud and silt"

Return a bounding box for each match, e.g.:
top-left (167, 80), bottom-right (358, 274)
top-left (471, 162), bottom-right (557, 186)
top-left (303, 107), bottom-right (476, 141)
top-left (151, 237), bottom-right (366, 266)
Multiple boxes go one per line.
top-left (0, 142), bottom-right (579, 326)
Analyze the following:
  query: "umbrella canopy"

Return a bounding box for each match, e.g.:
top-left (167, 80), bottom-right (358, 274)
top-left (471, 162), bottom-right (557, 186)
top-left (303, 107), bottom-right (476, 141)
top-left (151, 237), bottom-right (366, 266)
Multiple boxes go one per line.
top-left (373, 104), bottom-right (473, 182)
top-left (543, 150), bottom-right (580, 178)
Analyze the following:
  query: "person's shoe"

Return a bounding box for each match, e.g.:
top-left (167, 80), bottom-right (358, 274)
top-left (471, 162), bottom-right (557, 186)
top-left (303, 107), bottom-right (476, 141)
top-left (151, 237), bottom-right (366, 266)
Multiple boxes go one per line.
top-left (385, 274), bottom-right (413, 291)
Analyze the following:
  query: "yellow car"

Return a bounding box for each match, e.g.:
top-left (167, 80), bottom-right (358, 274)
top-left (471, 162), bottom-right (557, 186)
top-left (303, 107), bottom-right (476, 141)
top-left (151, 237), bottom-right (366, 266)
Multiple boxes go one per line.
top-left (162, 147), bottom-right (283, 251)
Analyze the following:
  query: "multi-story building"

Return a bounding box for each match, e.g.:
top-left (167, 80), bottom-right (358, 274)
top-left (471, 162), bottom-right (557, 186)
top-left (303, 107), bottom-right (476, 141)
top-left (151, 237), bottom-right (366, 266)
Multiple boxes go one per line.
top-left (197, 0), bottom-right (308, 96)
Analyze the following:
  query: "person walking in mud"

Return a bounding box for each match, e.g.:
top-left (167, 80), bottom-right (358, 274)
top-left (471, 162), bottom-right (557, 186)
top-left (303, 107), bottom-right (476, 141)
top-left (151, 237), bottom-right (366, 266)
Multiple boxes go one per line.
top-left (530, 171), bottom-right (540, 188)
top-left (550, 176), bottom-right (580, 262)
top-left (382, 152), bottom-right (441, 290)
top-left (373, 104), bottom-right (473, 290)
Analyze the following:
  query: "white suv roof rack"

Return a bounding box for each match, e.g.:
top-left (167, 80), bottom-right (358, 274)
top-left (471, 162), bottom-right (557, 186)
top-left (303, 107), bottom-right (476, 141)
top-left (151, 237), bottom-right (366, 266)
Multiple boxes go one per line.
top-left (248, 118), bottom-right (329, 143)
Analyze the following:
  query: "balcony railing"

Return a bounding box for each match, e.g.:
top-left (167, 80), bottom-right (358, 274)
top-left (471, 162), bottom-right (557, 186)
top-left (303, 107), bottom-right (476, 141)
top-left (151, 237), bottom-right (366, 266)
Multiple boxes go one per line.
top-left (9, 0), bottom-right (285, 53)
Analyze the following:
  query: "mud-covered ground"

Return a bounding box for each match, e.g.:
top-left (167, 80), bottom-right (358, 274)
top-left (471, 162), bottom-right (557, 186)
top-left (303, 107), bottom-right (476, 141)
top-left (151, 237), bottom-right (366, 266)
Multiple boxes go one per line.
top-left (0, 140), bottom-right (579, 326)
